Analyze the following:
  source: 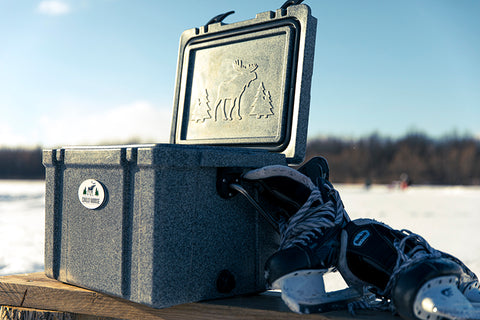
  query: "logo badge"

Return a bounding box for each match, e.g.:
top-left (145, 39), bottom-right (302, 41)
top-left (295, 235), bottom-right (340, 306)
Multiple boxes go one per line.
top-left (353, 230), bottom-right (370, 247)
top-left (78, 179), bottom-right (106, 209)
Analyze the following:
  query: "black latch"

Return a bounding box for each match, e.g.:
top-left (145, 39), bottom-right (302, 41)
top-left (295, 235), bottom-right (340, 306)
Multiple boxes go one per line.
top-left (205, 10), bottom-right (235, 27)
top-left (280, 0), bottom-right (304, 10)
top-left (216, 167), bottom-right (243, 199)
top-left (216, 167), bottom-right (280, 233)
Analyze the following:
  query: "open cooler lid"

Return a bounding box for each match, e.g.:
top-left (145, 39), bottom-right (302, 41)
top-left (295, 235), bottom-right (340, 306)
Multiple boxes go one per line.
top-left (170, 3), bottom-right (317, 164)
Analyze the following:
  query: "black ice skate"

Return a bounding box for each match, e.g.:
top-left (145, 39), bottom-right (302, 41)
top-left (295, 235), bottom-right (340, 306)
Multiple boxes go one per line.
top-left (338, 218), bottom-right (480, 320)
top-left (243, 158), bottom-right (358, 313)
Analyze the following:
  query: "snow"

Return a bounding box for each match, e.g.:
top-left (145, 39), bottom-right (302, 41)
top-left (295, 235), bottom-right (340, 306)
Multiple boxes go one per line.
top-left (0, 180), bottom-right (45, 275)
top-left (0, 180), bottom-right (479, 286)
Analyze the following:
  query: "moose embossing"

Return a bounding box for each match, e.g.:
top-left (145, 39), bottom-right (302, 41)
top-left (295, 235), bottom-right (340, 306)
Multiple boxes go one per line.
top-left (214, 60), bottom-right (258, 121)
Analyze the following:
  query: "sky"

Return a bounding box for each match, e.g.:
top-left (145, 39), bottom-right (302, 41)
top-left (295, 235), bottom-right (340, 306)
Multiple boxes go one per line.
top-left (0, 0), bottom-right (479, 147)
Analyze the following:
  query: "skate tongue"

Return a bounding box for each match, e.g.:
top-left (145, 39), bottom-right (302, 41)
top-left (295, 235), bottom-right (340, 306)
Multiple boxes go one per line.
top-left (272, 269), bottom-right (363, 314)
top-left (414, 276), bottom-right (480, 320)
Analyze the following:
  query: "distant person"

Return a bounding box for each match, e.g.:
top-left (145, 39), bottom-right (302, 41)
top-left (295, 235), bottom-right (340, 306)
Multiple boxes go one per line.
top-left (364, 177), bottom-right (372, 190)
top-left (400, 173), bottom-right (412, 190)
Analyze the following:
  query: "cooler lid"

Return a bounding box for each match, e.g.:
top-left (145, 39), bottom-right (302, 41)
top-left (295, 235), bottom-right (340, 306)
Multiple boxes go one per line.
top-left (170, 3), bottom-right (317, 164)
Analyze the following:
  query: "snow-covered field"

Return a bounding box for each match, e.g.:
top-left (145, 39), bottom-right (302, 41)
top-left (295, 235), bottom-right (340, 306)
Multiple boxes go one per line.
top-left (0, 180), bottom-right (45, 275)
top-left (0, 180), bottom-right (479, 281)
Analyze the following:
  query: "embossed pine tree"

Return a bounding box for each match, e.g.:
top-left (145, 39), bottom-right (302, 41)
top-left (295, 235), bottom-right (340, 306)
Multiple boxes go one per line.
top-left (191, 89), bottom-right (211, 123)
top-left (249, 82), bottom-right (274, 119)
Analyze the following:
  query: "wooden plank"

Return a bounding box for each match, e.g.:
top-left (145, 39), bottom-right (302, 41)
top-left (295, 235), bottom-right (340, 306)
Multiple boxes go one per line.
top-left (0, 306), bottom-right (74, 320)
top-left (0, 306), bottom-right (119, 320)
top-left (0, 273), bottom-right (399, 320)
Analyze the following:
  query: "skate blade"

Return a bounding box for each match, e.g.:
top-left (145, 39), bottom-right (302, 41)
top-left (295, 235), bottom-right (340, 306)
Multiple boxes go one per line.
top-left (414, 276), bottom-right (480, 320)
top-left (272, 269), bottom-right (362, 314)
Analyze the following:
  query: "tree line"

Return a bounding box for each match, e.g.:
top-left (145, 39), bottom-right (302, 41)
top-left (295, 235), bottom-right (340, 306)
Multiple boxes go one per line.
top-left (0, 133), bottom-right (479, 185)
top-left (0, 148), bottom-right (44, 180)
top-left (305, 132), bottom-right (480, 185)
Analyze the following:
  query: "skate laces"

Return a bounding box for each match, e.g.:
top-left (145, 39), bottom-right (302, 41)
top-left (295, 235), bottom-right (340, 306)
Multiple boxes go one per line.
top-left (350, 229), bottom-right (480, 314)
top-left (395, 230), bottom-right (438, 262)
top-left (381, 229), bottom-right (479, 298)
top-left (278, 182), bottom-right (348, 250)
top-left (347, 293), bottom-right (393, 315)
top-left (347, 230), bottom-right (442, 315)
top-left (380, 230), bottom-right (442, 297)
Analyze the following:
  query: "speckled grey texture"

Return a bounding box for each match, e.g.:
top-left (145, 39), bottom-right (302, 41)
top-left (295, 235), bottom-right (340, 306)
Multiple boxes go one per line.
top-left (44, 144), bottom-right (285, 308)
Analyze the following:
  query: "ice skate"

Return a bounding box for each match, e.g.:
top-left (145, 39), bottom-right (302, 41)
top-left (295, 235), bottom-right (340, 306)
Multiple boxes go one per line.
top-left (242, 156), bottom-right (333, 224)
top-left (243, 158), bottom-right (359, 313)
top-left (337, 218), bottom-right (480, 320)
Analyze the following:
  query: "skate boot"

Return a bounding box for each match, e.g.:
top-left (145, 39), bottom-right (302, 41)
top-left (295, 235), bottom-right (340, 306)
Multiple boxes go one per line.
top-left (243, 158), bottom-right (358, 313)
top-left (337, 218), bottom-right (480, 320)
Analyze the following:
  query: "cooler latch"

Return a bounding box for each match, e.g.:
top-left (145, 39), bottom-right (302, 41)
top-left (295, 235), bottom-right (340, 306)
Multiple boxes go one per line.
top-left (205, 10), bottom-right (235, 26)
top-left (216, 167), bottom-right (280, 233)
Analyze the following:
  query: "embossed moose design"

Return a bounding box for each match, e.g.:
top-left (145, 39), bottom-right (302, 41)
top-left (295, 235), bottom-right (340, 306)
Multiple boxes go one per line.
top-left (214, 59), bottom-right (258, 121)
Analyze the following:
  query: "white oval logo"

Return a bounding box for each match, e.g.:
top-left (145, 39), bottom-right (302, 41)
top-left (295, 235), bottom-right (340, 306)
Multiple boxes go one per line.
top-left (78, 179), bottom-right (106, 209)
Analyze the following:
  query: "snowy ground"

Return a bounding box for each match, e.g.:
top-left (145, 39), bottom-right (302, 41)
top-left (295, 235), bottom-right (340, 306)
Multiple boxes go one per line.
top-left (0, 180), bottom-right (479, 283)
top-left (0, 180), bottom-right (45, 275)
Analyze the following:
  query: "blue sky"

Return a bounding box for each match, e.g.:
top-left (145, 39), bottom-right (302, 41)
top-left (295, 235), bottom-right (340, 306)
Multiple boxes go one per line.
top-left (0, 0), bottom-right (479, 147)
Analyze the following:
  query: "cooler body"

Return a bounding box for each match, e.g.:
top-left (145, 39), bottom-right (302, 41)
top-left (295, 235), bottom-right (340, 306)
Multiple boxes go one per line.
top-left (44, 144), bottom-right (285, 308)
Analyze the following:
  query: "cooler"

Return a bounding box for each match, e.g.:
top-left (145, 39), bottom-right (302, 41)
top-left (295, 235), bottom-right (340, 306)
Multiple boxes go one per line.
top-left (43, 3), bottom-right (317, 309)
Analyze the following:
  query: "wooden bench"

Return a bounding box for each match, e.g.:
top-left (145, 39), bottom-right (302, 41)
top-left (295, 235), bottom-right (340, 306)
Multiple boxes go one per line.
top-left (0, 273), bottom-right (398, 319)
